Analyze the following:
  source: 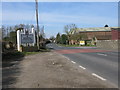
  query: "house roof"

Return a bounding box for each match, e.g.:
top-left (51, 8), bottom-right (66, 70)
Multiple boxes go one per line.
top-left (69, 27), bottom-right (119, 34)
top-left (76, 27), bottom-right (112, 32)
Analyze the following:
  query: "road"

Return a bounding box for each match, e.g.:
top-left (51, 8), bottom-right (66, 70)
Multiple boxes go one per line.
top-left (46, 43), bottom-right (118, 87)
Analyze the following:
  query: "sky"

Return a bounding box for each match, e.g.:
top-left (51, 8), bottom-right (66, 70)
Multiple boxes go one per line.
top-left (1, 0), bottom-right (120, 2)
top-left (1, 2), bottom-right (118, 38)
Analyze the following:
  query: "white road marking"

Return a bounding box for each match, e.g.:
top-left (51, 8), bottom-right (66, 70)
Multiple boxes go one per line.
top-left (79, 65), bottom-right (86, 70)
top-left (65, 57), bottom-right (70, 60)
top-left (58, 54), bottom-right (70, 60)
top-left (92, 73), bottom-right (106, 81)
top-left (71, 61), bottom-right (76, 64)
top-left (97, 53), bottom-right (107, 56)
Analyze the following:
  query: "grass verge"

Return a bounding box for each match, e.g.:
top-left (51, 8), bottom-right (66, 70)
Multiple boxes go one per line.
top-left (22, 52), bottom-right (41, 56)
top-left (58, 44), bottom-right (96, 47)
top-left (2, 51), bottom-right (25, 61)
top-left (2, 49), bottom-right (50, 61)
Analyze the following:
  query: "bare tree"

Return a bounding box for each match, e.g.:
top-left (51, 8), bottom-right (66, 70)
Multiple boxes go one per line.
top-left (64, 24), bottom-right (77, 35)
top-left (2, 25), bottom-right (6, 38)
top-left (64, 24), bottom-right (78, 44)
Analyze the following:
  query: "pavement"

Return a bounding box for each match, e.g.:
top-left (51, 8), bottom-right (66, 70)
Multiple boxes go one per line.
top-left (47, 43), bottom-right (118, 88)
top-left (2, 43), bottom-right (118, 88)
top-left (2, 48), bottom-right (117, 88)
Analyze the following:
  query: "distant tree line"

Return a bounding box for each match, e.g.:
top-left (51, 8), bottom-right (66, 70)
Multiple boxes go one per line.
top-left (55, 33), bottom-right (68, 44)
top-left (55, 24), bottom-right (109, 45)
top-left (2, 24), bottom-right (33, 44)
top-left (1, 24), bottom-right (46, 51)
top-left (55, 24), bottom-right (87, 45)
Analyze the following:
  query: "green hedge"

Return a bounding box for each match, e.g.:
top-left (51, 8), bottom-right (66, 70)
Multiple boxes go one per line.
top-left (21, 46), bottom-right (38, 52)
top-left (2, 51), bottom-right (25, 61)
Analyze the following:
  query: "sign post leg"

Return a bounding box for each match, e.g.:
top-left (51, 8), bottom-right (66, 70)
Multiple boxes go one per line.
top-left (17, 30), bottom-right (21, 51)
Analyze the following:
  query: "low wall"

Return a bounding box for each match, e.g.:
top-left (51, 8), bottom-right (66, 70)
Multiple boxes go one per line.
top-left (96, 40), bottom-right (119, 50)
top-left (21, 46), bottom-right (38, 52)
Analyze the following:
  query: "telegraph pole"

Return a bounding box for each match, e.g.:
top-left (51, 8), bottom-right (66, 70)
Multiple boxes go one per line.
top-left (35, 0), bottom-right (40, 50)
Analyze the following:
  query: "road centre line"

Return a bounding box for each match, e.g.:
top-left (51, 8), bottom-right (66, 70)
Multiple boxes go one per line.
top-left (92, 73), bottom-right (106, 81)
top-left (97, 53), bottom-right (107, 56)
top-left (71, 61), bottom-right (76, 64)
top-left (79, 65), bottom-right (86, 70)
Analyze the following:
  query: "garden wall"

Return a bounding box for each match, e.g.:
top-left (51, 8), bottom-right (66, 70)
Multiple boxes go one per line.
top-left (21, 46), bottom-right (38, 52)
top-left (96, 40), bottom-right (119, 50)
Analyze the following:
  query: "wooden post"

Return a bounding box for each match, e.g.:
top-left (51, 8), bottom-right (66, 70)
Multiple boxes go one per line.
top-left (35, 0), bottom-right (40, 50)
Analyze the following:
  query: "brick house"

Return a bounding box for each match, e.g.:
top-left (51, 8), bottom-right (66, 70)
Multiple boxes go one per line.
top-left (79, 31), bottom-right (112, 40)
top-left (111, 28), bottom-right (120, 40)
top-left (69, 27), bottom-right (119, 45)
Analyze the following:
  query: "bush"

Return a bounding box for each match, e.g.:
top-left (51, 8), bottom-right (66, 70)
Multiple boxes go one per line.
top-left (2, 51), bottom-right (25, 61)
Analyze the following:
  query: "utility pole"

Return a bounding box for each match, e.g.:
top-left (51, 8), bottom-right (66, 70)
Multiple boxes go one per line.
top-left (35, 0), bottom-right (40, 50)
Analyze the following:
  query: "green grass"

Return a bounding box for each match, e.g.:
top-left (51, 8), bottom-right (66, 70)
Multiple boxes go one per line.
top-left (2, 50), bottom-right (49, 61)
top-left (22, 52), bottom-right (41, 56)
top-left (2, 47), bottom-right (51, 61)
top-left (58, 44), bottom-right (96, 47)
top-left (59, 44), bottom-right (79, 47)
top-left (39, 48), bottom-right (51, 52)
top-left (22, 48), bottom-right (50, 56)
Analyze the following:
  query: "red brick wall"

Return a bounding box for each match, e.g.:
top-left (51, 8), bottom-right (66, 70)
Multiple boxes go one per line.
top-left (111, 28), bottom-right (120, 40)
top-left (80, 31), bottom-right (112, 40)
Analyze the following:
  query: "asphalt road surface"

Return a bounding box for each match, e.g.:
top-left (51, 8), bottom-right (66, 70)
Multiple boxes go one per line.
top-left (46, 43), bottom-right (118, 87)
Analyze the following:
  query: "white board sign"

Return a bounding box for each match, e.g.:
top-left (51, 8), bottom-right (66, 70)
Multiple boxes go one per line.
top-left (21, 34), bottom-right (34, 43)
top-left (80, 41), bottom-right (85, 45)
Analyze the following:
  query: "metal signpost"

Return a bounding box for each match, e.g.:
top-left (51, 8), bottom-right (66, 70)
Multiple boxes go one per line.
top-left (21, 34), bottom-right (34, 44)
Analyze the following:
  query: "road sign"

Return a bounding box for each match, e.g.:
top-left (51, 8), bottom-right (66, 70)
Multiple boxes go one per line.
top-left (80, 41), bottom-right (85, 45)
top-left (21, 34), bottom-right (34, 44)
